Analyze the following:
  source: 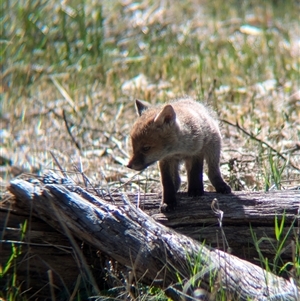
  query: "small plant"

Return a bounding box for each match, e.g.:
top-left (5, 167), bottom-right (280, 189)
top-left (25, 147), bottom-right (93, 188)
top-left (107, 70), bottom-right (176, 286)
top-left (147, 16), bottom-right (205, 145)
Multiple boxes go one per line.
top-left (250, 211), bottom-right (299, 280)
top-left (263, 152), bottom-right (287, 191)
top-left (0, 220), bottom-right (27, 301)
top-left (173, 243), bottom-right (234, 301)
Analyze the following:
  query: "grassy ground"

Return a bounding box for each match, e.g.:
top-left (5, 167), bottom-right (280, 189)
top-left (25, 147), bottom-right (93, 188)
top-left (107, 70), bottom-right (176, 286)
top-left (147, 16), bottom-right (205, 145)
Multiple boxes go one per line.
top-left (1, 0), bottom-right (300, 299)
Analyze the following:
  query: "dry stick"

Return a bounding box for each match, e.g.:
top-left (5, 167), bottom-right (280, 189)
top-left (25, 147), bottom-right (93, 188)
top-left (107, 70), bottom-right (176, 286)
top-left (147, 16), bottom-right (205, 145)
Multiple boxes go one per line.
top-left (32, 97), bottom-right (109, 143)
top-left (72, 163), bottom-right (109, 200)
top-left (74, 156), bottom-right (88, 188)
top-left (222, 119), bottom-right (300, 171)
top-left (111, 169), bottom-right (145, 192)
top-left (62, 109), bottom-right (82, 152)
top-left (207, 78), bottom-right (217, 103)
top-left (50, 76), bottom-right (77, 112)
top-left (69, 274), bottom-right (81, 301)
top-left (47, 270), bottom-right (56, 301)
top-left (211, 198), bottom-right (231, 254)
top-left (33, 100), bottom-right (83, 164)
top-left (49, 150), bottom-right (68, 178)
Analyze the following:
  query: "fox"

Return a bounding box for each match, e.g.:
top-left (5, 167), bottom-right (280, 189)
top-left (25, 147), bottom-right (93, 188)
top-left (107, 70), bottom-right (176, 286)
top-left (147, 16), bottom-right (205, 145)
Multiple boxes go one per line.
top-left (127, 97), bottom-right (231, 211)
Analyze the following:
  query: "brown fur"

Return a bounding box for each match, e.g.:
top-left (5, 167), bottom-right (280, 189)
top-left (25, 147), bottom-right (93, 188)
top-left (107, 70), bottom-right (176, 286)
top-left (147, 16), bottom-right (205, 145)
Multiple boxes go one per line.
top-left (127, 97), bottom-right (231, 211)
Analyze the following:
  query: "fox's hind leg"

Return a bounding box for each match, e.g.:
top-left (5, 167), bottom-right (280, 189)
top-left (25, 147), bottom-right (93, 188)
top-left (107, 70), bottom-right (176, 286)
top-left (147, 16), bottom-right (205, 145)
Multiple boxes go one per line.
top-left (205, 141), bottom-right (231, 194)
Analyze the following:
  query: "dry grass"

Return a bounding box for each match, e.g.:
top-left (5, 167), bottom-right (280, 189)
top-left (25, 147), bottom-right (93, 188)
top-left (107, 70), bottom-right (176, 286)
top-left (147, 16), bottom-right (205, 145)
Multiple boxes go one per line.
top-left (1, 0), bottom-right (300, 299)
top-left (1, 0), bottom-right (300, 195)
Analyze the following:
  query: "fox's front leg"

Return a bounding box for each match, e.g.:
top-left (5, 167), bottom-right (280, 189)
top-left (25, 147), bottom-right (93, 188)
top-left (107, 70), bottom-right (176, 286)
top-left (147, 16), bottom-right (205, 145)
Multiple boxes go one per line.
top-left (158, 159), bottom-right (180, 212)
top-left (185, 155), bottom-right (204, 196)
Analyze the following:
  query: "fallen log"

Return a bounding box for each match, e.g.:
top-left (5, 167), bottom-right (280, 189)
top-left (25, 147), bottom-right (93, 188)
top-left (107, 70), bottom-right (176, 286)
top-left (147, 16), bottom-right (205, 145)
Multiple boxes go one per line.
top-left (3, 173), bottom-right (299, 300)
top-left (143, 189), bottom-right (300, 262)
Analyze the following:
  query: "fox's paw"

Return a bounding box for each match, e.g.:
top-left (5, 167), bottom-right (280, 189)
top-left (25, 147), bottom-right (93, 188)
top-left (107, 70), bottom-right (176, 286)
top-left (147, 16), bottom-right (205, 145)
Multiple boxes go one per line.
top-left (187, 187), bottom-right (204, 197)
top-left (161, 192), bottom-right (177, 212)
top-left (160, 202), bottom-right (176, 213)
top-left (216, 182), bottom-right (231, 194)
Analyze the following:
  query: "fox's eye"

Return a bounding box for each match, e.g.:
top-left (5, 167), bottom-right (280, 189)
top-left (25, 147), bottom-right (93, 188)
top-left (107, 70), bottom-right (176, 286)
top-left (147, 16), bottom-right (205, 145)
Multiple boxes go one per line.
top-left (142, 146), bottom-right (151, 152)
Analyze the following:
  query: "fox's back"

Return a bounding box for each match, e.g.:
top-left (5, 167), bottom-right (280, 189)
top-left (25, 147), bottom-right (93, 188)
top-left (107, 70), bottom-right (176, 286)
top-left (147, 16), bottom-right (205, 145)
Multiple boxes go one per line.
top-left (167, 98), bottom-right (221, 147)
top-left (133, 97), bottom-right (218, 133)
top-left (170, 98), bottom-right (218, 129)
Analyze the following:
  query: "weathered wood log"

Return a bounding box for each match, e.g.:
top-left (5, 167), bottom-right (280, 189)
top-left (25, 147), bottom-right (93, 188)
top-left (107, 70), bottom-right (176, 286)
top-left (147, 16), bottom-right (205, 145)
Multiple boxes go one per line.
top-left (4, 180), bottom-right (299, 264)
top-left (146, 189), bottom-right (300, 262)
top-left (4, 174), bottom-right (300, 300)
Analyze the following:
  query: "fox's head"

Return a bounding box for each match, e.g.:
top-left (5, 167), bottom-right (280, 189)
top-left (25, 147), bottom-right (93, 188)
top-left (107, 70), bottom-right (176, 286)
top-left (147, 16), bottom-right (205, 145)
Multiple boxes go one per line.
top-left (127, 99), bottom-right (179, 171)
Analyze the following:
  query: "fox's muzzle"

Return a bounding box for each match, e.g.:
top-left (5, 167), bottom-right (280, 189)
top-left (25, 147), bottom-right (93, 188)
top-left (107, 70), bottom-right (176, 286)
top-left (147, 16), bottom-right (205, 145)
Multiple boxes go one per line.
top-left (127, 161), bottom-right (143, 171)
top-left (127, 158), bottom-right (155, 171)
top-left (126, 158), bottom-right (142, 170)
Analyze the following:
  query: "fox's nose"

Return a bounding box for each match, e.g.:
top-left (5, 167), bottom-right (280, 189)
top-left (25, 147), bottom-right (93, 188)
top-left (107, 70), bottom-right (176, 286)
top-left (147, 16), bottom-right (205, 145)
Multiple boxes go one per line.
top-left (127, 162), bottom-right (132, 169)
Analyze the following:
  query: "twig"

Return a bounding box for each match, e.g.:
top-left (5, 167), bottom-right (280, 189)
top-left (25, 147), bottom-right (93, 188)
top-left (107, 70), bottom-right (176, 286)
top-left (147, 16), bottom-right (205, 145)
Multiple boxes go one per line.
top-left (222, 119), bottom-right (300, 171)
top-left (69, 274), bottom-right (81, 301)
top-left (49, 150), bottom-right (68, 178)
top-left (32, 96), bottom-right (102, 133)
top-left (62, 109), bottom-right (82, 152)
top-left (75, 156), bottom-right (88, 188)
top-left (47, 270), bottom-right (56, 301)
top-left (207, 78), bottom-right (217, 103)
top-left (50, 75), bottom-right (77, 111)
top-left (72, 162), bottom-right (108, 200)
top-left (211, 198), bottom-right (231, 254)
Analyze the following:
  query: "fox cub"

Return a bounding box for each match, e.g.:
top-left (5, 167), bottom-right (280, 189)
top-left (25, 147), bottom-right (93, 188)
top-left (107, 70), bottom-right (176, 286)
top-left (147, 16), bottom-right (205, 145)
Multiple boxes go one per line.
top-left (127, 97), bottom-right (231, 211)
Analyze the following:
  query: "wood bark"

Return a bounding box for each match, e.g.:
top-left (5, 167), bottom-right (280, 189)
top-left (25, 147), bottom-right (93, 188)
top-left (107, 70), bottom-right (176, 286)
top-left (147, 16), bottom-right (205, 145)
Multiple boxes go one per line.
top-left (2, 173), bottom-right (299, 300)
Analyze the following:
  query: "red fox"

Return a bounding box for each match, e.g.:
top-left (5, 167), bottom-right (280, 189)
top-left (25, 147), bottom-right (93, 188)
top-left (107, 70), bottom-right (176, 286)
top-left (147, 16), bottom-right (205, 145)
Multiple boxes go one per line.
top-left (127, 97), bottom-right (231, 211)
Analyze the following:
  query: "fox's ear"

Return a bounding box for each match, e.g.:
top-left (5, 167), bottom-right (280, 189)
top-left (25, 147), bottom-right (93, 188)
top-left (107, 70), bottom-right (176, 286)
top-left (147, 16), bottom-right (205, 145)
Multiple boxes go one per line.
top-left (154, 104), bottom-right (176, 125)
top-left (135, 99), bottom-right (150, 116)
